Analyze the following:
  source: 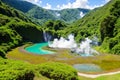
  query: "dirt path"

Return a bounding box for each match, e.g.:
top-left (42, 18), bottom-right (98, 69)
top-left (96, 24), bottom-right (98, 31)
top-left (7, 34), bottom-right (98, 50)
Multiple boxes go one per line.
top-left (78, 71), bottom-right (120, 78)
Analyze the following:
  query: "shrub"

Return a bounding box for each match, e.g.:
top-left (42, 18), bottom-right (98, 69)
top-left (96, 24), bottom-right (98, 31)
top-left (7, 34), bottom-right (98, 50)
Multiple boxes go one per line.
top-left (0, 59), bottom-right (35, 80)
top-left (36, 62), bottom-right (78, 80)
top-left (111, 44), bottom-right (120, 54)
top-left (0, 49), bottom-right (5, 58)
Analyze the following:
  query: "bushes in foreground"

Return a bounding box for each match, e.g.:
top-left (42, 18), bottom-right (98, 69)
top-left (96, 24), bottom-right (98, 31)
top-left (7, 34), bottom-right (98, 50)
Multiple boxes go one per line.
top-left (0, 58), bottom-right (79, 80)
top-left (36, 62), bottom-right (78, 80)
top-left (0, 58), bottom-right (34, 80)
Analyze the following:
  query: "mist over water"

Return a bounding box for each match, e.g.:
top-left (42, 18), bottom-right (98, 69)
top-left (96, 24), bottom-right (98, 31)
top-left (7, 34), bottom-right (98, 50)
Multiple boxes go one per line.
top-left (48, 34), bottom-right (99, 56)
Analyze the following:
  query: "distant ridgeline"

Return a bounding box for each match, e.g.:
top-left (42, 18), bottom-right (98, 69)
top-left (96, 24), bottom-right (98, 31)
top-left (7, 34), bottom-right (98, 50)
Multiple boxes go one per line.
top-left (1, 0), bottom-right (90, 24)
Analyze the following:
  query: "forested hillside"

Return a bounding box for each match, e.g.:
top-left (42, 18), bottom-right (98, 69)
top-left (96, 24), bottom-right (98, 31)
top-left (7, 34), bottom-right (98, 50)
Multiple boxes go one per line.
top-left (1, 0), bottom-right (35, 13)
top-left (0, 1), bottom-right (43, 57)
top-left (100, 0), bottom-right (120, 54)
top-left (64, 0), bottom-right (120, 54)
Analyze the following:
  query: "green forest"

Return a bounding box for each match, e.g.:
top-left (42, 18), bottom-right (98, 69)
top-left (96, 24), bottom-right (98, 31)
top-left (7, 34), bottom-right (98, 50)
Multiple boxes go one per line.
top-left (0, 0), bottom-right (120, 80)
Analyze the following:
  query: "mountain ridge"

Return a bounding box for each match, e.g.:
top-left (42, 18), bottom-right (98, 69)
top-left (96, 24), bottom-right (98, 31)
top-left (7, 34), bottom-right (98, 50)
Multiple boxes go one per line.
top-left (1, 0), bottom-right (90, 23)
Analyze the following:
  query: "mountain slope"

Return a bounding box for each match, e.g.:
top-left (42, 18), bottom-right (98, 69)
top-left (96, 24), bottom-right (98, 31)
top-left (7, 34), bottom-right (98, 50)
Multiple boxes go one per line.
top-left (64, 0), bottom-right (116, 40)
top-left (67, 0), bottom-right (120, 54)
top-left (27, 7), bottom-right (89, 23)
top-left (1, 0), bottom-right (35, 13)
top-left (27, 6), bottom-right (56, 21)
top-left (1, 0), bottom-right (90, 23)
top-left (0, 1), bottom-right (43, 57)
top-left (48, 8), bottom-right (89, 22)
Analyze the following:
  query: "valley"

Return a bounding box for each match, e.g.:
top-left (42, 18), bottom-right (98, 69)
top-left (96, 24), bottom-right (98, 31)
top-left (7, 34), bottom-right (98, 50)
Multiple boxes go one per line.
top-left (0, 0), bottom-right (120, 80)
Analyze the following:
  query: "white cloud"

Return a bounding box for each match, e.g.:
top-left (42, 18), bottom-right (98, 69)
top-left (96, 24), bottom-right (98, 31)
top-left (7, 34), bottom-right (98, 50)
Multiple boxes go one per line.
top-left (57, 5), bottom-right (60, 9)
top-left (44, 3), bottom-right (52, 9)
top-left (105, 0), bottom-right (110, 3)
top-left (56, 0), bottom-right (109, 10)
top-left (56, 0), bottom-right (93, 10)
top-left (24, 0), bottom-right (111, 10)
top-left (24, 0), bottom-right (42, 5)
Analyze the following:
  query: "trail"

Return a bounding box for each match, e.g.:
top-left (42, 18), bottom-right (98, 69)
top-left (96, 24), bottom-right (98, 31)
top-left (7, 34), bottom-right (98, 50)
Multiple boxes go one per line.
top-left (78, 70), bottom-right (120, 78)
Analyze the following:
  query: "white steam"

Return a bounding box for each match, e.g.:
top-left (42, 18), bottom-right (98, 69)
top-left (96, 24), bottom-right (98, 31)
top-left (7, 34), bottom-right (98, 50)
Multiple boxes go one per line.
top-left (72, 38), bottom-right (99, 56)
top-left (49, 34), bottom-right (99, 56)
top-left (49, 34), bottom-right (77, 48)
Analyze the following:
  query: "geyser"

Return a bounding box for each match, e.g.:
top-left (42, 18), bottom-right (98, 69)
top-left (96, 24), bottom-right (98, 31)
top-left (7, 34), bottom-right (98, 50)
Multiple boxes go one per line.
top-left (49, 34), bottom-right (99, 56)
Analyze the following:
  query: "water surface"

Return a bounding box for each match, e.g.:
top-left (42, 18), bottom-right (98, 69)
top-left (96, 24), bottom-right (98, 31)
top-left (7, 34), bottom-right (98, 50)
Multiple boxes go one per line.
top-left (25, 43), bottom-right (54, 54)
top-left (73, 64), bottom-right (103, 72)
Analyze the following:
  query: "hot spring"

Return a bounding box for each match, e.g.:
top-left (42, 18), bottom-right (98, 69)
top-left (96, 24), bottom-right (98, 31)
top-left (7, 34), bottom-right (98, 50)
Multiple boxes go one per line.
top-left (49, 34), bottom-right (99, 56)
top-left (25, 33), bottom-right (99, 56)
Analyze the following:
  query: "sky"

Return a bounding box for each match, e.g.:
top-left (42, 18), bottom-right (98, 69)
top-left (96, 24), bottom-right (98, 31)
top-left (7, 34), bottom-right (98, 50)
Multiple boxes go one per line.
top-left (24, 0), bottom-right (111, 10)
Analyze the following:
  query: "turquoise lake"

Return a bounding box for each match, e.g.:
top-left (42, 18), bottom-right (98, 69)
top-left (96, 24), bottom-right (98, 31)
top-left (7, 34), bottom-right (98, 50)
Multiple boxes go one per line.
top-left (25, 43), bottom-right (54, 54)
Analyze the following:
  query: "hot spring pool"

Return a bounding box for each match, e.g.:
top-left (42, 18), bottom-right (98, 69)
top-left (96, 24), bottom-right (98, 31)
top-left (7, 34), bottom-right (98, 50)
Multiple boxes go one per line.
top-left (73, 64), bottom-right (103, 72)
top-left (25, 43), bottom-right (54, 54)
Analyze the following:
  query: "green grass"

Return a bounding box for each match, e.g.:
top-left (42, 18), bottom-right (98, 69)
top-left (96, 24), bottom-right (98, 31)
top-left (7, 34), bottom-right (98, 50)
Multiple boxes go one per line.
top-left (7, 46), bottom-right (120, 72)
top-left (0, 57), bottom-right (78, 80)
top-left (6, 45), bottom-right (120, 79)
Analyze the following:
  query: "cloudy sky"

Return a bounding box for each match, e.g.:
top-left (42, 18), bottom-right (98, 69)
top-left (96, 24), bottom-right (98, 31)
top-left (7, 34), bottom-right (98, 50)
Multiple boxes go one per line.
top-left (24, 0), bottom-right (110, 10)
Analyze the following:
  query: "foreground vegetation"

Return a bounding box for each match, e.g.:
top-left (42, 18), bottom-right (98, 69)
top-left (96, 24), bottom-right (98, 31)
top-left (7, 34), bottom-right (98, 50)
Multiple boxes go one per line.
top-left (0, 58), bottom-right (34, 80)
top-left (0, 57), bottom-right (78, 80)
top-left (1, 55), bottom-right (120, 80)
top-left (36, 62), bottom-right (78, 80)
